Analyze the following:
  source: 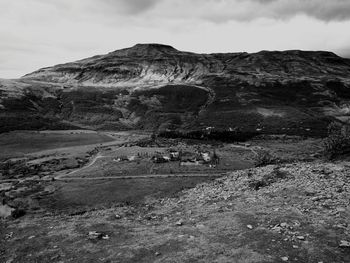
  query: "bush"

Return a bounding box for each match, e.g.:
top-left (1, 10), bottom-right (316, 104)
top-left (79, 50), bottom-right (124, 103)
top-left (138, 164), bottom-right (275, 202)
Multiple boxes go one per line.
top-left (254, 149), bottom-right (278, 167)
top-left (158, 129), bottom-right (259, 143)
top-left (249, 167), bottom-right (289, 190)
top-left (323, 122), bottom-right (350, 160)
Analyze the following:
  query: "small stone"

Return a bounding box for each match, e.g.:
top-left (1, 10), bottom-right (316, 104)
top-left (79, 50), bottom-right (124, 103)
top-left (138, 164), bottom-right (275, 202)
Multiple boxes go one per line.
top-left (305, 187), bottom-right (316, 196)
top-left (281, 256), bottom-right (289, 261)
top-left (88, 231), bottom-right (109, 240)
top-left (296, 236), bottom-right (305, 240)
top-left (0, 205), bottom-right (15, 218)
top-left (336, 207), bottom-right (346, 213)
top-left (44, 185), bottom-right (56, 194)
top-left (176, 220), bottom-right (184, 226)
top-left (155, 252), bottom-right (161, 256)
top-left (247, 225), bottom-right (253, 229)
top-left (0, 183), bottom-right (13, 191)
top-left (5, 232), bottom-right (14, 240)
top-left (311, 196), bottom-right (321, 201)
top-left (102, 234), bottom-right (110, 240)
top-left (115, 214), bottom-right (122, 219)
top-left (272, 226), bottom-right (282, 233)
top-left (88, 231), bottom-right (101, 240)
top-left (280, 222), bottom-right (288, 228)
top-left (339, 240), bottom-right (350, 248)
top-left (28, 235), bottom-right (35, 239)
top-left (292, 245), bottom-right (299, 249)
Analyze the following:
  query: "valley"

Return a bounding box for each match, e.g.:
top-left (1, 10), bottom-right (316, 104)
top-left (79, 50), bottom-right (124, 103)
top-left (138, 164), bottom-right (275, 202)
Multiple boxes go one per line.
top-left (1, 44), bottom-right (350, 262)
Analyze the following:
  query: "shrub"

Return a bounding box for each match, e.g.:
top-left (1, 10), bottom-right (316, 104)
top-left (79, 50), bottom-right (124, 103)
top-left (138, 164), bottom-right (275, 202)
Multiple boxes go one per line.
top-left (323, 122), bottom-right (350, 160)
top-left (248, 167), bottom-right (289, 190)
top-left (158, 129), bottom-right (259, 143)
top-left (254, 149), bottom-right (278, 167)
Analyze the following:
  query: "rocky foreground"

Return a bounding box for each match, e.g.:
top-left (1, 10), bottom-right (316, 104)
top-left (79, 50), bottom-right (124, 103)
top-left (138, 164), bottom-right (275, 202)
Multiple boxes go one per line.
top-left (1, 161), bottom-right (350, 262)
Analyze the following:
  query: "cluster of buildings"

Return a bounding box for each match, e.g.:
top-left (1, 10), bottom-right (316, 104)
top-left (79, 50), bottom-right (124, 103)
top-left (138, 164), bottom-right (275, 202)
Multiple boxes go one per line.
top-left (113, 148), bottom-right (220, 168)
top-left (152, 149), bottom-right (220, 166)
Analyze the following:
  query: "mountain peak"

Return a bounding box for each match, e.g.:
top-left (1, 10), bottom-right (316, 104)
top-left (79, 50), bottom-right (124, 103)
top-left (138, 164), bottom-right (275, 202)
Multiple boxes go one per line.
top-left (110, 43), bottom-right (178, 57)
top-left (132, 43), bottom-right (177, 50)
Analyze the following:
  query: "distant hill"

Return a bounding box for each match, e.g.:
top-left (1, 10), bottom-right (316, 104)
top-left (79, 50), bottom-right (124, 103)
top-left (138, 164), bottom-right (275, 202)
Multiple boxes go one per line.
top-left (1, 43), bottom-right (350, 136)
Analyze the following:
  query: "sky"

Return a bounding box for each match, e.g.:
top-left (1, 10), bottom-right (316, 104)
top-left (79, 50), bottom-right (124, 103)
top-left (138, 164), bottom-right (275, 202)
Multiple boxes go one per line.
top-left (0, 0), bottom-right (350, 78)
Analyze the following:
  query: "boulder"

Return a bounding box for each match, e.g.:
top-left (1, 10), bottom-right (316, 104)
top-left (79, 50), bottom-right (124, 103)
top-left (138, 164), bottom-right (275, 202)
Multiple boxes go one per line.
top-left (0, 204), bottom-right (15, 218)
top-left (0, 183), bottom-right (13, 191)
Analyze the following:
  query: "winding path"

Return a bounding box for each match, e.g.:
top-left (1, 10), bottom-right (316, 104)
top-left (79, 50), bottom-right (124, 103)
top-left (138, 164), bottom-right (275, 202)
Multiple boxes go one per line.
top-left (54, 173), bottom-right (227, 181)
top-left (54, 153), bottom-right (105, 179)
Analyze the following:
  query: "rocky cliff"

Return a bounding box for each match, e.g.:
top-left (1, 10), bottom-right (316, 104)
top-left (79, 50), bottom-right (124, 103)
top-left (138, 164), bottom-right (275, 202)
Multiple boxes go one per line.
top-left (2, 44), bottom-right (350, 135)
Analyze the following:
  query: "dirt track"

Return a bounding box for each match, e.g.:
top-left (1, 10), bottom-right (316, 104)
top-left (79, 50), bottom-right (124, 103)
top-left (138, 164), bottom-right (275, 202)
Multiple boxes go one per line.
top-left (55, 173), bottom-right (226, 181)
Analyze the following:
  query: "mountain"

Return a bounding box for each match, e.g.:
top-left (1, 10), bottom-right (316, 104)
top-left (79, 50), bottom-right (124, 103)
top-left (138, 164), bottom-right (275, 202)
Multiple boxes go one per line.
top-left (1, 43), bottom-right (350, 136)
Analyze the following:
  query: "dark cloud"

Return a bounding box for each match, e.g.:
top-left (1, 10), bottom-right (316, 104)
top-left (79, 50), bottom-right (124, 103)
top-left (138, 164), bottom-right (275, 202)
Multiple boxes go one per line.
top-left (196, 0), bottom-right (350, 22)
top-left (101, 0), bottom-right (159, 14)
top-left (26, 0), bottom-right (350, 22)
top-left (273, 0), bottom-right (350, 22)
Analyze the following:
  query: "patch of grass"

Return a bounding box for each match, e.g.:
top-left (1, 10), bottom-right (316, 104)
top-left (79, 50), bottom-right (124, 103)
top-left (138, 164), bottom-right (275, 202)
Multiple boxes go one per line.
top-left (40, 177), bottom-right (217, 213)
top-left (0, 131), bottom-right (113, 158)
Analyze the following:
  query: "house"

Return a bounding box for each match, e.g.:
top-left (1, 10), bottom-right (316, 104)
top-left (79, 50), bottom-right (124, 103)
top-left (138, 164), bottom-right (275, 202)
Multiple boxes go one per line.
top-left (127, 156), bottom-right (136, 161)
top-left (180, 152), bottom-right (202, 166)
top-left (201, 152), bottom-right (211, 163)
top-left (212, 151), bottom-right (220, 165)
top-left (114, 155), bottom-right (137, 162)
top-left (169, 150), bottom-right (180, 161)
top-left (152, 153), bottom-right (170, 163)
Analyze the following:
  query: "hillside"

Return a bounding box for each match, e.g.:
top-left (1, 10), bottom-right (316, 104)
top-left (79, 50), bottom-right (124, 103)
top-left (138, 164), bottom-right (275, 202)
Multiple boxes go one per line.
top-left (2, 44), bottom-right (350, 135)
top-left (2, 161), bottom-right (350, 262)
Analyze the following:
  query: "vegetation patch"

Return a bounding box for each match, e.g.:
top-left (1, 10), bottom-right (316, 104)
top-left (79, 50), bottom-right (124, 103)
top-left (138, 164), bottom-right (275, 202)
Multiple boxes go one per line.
top-left (254, 149), bottom-right (279, 167)
top-left (322, 122), bottom-right (350, 160)
top-left (248, 167), bottom-right (290, 190)
top-left (159, 129), bottom-right (259, 143)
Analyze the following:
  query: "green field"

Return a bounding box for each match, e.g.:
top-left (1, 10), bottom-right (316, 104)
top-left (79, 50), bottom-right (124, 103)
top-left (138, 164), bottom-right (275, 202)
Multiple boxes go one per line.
top-left (40, 176), bottom-right (217, 213)
top-left (0, 130), bottom-right (114, 159)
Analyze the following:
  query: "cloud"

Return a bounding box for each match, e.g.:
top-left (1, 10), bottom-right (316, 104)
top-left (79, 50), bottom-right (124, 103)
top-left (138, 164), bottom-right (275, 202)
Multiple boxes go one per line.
top-left (0, 0), bottom-right (349, 78)
top-left (160, 0), bottom-right (350, 23)
top-left (101, 0), bottom-right (159, 14)
top-left (337, 47), bottom-right (350, 58)
top-left (267, 0), bottom-right (350, 22)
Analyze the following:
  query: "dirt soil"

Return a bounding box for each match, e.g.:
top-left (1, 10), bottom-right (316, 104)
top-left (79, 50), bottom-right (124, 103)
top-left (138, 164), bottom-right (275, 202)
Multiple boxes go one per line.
top-left (1, 161), bottom-right (350, 263)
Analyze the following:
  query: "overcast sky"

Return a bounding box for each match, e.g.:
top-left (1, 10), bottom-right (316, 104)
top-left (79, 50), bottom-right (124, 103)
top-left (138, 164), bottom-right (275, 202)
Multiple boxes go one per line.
top-left (1, 0), bottom-right (350, 78)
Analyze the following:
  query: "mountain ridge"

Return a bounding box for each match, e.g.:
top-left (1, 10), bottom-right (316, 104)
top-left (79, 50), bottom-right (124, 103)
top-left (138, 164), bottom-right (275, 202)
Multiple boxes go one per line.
top-left (22, 44), bottom-right (350, 87)
top-left (2, 44), bottom-right (350, 135)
